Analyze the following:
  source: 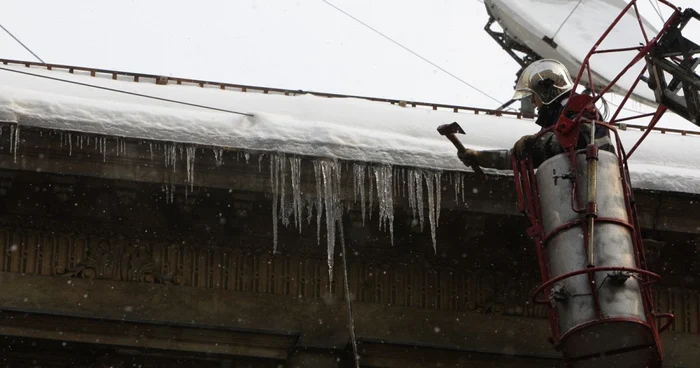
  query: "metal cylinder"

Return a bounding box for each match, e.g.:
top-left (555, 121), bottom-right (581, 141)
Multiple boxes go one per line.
top-left (535, 150), bottom-right (659, 367)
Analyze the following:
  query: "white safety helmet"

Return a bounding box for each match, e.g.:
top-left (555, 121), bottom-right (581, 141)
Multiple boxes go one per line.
top-left (512, 59), bottom-right (575, 105)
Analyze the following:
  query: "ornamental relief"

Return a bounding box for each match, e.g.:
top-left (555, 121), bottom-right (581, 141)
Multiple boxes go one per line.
top-left (0, 226), bottom-right (699, 334)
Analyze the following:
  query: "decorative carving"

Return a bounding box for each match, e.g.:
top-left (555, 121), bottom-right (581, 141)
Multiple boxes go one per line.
top-left (54, 240), bottom-right (182, 285)
top-left (2, 221), bottom-right (700, 334)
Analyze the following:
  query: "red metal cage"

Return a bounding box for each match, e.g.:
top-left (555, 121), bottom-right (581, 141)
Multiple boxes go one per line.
top-left (511, 1), bottom-right (689, 366)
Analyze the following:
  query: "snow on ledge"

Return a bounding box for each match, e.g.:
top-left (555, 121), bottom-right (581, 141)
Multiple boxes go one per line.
top-left (0, 64), bottom-right (699, 195)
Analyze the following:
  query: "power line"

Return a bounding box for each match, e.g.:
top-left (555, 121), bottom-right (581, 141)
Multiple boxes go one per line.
top-left (648, 0), bottom-right (665, 23)
top-left (0, 22), bottom-right (45, 64)
top-left (0, 66), bottom-right (254, 117)
top-left (319, 0), bottom-right (505, 106)
top-left (552, 0), bottom-right (583, 40)
top-left (606, 98), bottom-right (650, 115)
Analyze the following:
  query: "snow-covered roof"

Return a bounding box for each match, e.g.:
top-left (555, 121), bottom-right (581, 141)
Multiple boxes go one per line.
top-left (0, 63), bottom-right (699, 195)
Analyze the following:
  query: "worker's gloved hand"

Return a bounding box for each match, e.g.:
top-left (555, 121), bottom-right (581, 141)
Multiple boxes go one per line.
top-left (513, 134), bottom-right (536, 159)
top-left (458, 148), bottom-right (480, 167)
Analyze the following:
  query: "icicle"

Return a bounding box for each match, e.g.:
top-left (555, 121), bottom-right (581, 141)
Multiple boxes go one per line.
top-left (213, 148), bottom-right (224, 167)
top-left (425, 172), bottom-right (437, 253)
top-left (101, 137), bottom-right (107, 162)
top-left (352, 163), bottom-right (367, 225)
top-left (321, 160), bottom-right (339, 286)
top-left (270, 155), bottom-right (281, 253)
top-left (313, 161), bottom-right (323, 246)
top-left (453, 173), bottom-right (460, 205)
top-left (435, 172), bottom-right (442, 225)
top-left (164, 143), bottom-right (177, 172)
top-left (368, 169), bottom-right (374, 221)
top-left (289, 156), bottom-right (303, 233)
top-left (164, 143), bottom-right (170, 168)
top-left (414, 170), bottom-right (424, 230)
top-left (68, 133), bottom-right (73, 156)
top-left (185, 145), bottom-right (196, 190)
top-left (392, 168), bottom-right (398, 201)
top-left (11, 125), bottom-right (20, 163)
top-left (408, 169), bottom-right (417, 219)
top-left (149, 143), bottom-right (154, 163)
top-left (279, 154), bottom-right (288, 227)
top-left (373, 165), bottom-right (394, 245)
top-left (244, 152), bottom-right (250, 164)
top-left (258, 154), bottom-right (265, 172)
top-left (9, 125), bottom-right (14, 154)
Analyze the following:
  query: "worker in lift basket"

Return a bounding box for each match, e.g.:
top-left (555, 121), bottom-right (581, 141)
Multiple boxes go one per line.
top-left (458, 59), bottom-right (614, 170)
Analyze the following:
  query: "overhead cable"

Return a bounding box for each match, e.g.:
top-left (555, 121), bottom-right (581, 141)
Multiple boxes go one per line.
top-left (319, 0), bottom-right (505, 106)
top-left (0, 22), bottom-right (45, 64)
top-left (0, 66), bottom-right (254, 117)
top-left (647, 0), bottom-right (666, 23)
top-left (552, 0), bottom-right (584, 40)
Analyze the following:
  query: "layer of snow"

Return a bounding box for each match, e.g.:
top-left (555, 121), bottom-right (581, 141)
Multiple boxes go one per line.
top-left (487, 0), bottom-right (660, 107)
top-left (0, 64), bottom-right (699, 194)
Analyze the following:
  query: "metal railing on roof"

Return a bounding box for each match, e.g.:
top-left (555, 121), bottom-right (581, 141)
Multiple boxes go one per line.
top-left (1, 58), bottom-right (699, 137)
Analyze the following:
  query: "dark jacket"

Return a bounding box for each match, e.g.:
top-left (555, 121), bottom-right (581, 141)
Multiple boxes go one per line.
top-left (528, 92), bottom-right (614, 167)
top-left (475, 93), bottom-right (614, 170)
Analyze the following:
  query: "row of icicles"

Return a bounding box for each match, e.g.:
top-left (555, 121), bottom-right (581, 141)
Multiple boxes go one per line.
top-left (9, 128), bottom-right (478, 283)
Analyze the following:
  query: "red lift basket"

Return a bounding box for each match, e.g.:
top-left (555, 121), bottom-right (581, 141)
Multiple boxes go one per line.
top-left (510, 0), bottom-right (694, 366)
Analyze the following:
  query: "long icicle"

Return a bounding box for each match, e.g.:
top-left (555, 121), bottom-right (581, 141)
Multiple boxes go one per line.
top-left (435, 171), bottom-right (442, 225)
top-left (270, 155), bottom-right (280, 253)
top-left (414, 170), bottom-right (424, 231)
top-left (185, 145), bottom-right (196, 191)
top-left (11, 125), bottom-right (20, 163)
top-left (322, 160), bottom-right (339, 287)
top-left (373, 165), bottom-right (394, 245)
top-left (339, 203), bottom-right (360, 368)
top-left (353, 163), bottom-right (367, 225)
top-left (289, 156), bottom-right (303, 233)
top-left (313, 161), bottom-right (324, 246)
top-left (408, 168), bottom-right (417, 219)
top-left (280, 154), bottom-right (289, 227)
top-left (425, 171), bottom-right (437, 254)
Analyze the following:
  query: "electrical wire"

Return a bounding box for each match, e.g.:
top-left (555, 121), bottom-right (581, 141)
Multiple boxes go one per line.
top-left (0, 22), bottom-right (45, 64)
top-left (552, 0), bottom-right (584, 40)
top-left (606, 98), bottom-right (649, 115)
top-left (0, 66), bottom-right (254, 117)
top-left (319, 0), bottom-right (505, 106)
top-left (648, 0), bottom-right (665, 23)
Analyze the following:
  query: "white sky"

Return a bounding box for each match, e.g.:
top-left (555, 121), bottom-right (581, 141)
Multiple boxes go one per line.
top-left (0, 0), bottom-right (697, 130)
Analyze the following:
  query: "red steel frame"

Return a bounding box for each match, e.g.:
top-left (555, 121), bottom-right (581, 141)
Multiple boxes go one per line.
top-left (511, 0), bottom-right (681, 365)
